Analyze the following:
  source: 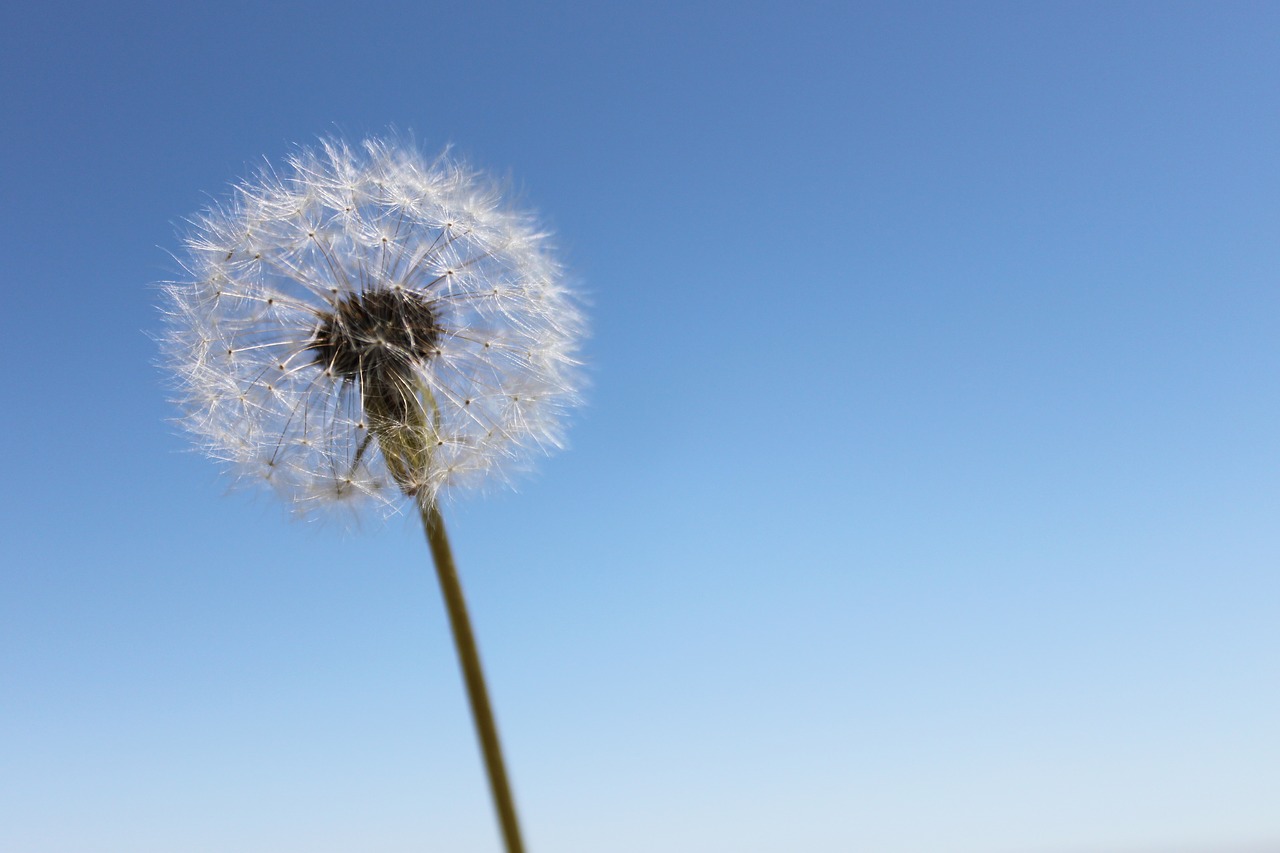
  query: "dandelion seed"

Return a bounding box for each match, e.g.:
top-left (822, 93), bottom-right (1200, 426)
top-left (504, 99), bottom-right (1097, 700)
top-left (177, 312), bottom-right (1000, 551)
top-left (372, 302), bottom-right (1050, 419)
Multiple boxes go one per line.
top-left (162, 135), bottom-right (583, 515)
top-left (160, 136), bottom-right (584, 853)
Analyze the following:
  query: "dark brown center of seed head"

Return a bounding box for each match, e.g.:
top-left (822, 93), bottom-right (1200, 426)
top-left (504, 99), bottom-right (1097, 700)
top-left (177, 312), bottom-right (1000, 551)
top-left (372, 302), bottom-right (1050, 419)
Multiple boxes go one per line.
top-left (309, 288), bottom-right (443, 380)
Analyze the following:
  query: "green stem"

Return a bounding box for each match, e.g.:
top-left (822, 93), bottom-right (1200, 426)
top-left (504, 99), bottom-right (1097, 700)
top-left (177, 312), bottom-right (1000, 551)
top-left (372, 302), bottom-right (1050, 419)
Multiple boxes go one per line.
top-left (420, 499), bottom-right (527, 853)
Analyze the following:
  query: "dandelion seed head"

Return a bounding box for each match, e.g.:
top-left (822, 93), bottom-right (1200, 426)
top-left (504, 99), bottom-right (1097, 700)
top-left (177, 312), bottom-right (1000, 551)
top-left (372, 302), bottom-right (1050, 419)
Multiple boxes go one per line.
top-left (161, 136), bottom-right (584, 516)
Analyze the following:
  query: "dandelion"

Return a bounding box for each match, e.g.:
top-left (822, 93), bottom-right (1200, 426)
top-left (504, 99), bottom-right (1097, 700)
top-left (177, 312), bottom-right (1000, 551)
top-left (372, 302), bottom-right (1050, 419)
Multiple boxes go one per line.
top-left (161, 136), bottom-right (583, 853)
top-left (164, 137), bottom-right (581, 513)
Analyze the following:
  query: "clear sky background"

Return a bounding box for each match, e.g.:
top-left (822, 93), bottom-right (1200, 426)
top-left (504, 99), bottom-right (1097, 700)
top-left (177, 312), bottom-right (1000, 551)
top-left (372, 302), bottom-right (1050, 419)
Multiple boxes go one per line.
top-left (2, 2), bottom-right (1278, 852)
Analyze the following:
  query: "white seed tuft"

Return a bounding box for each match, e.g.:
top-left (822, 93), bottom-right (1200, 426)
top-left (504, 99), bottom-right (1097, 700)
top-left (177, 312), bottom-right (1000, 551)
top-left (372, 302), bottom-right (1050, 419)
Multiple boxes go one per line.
top-left (161, 136), bottom-right (584, 517)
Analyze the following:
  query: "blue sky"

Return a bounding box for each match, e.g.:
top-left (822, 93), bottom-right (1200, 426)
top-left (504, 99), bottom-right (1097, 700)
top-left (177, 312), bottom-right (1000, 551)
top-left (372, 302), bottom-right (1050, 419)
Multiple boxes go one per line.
top-left (2, 2), bottom-right (1278, 851)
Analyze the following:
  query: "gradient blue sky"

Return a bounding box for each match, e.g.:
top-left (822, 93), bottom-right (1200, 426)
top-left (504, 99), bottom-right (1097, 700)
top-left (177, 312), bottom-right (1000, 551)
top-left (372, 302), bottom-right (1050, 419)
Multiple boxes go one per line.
top-left (2, 2), bottom-right (1278, 852)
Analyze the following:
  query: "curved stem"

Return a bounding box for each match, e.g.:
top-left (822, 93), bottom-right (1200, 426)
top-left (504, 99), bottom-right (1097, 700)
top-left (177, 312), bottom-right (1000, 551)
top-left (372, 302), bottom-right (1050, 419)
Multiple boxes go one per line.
top-left (420, 499), bottom-right (526, 853)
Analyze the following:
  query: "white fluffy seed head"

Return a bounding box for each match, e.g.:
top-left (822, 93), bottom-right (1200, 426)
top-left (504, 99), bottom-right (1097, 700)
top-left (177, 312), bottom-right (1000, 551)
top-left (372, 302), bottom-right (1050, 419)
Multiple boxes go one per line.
top-left (161, 136), bottom-right (584, 517)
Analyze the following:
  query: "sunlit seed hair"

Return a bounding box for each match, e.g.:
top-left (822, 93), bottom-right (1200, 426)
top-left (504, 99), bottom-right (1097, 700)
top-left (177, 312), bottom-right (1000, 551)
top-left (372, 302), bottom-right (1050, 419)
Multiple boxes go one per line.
top-left (161, 136), bottom-right (584, 516)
